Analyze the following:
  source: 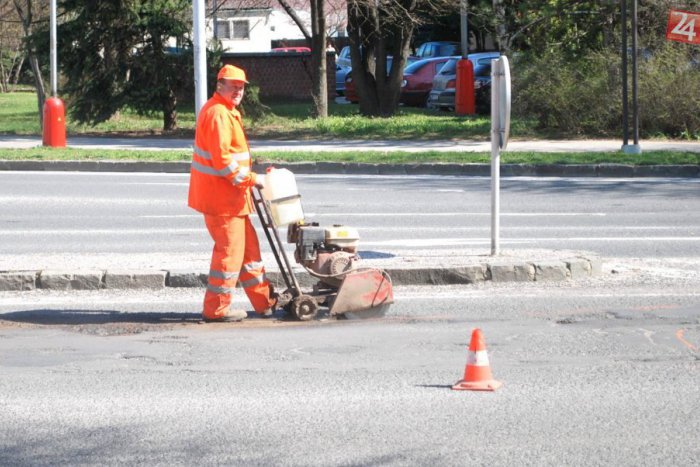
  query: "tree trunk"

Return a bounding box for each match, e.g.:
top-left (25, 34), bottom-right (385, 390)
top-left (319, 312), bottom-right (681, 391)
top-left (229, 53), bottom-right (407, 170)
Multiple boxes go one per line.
top-left (12, 53), bottom-right (25, 85)
top-left (29, 54), bottom-right (46, 128)
top-left (347, 0), bottom-right (379, 116)
top-left (163, 92), bottom-right (177, 131)
top-left (14, 0), bottom-right (46, 128)
top-left (0, 58), bottom-right (7, 93)
top-left (492, 0), bottom-right (508, 54)
top-left (347, 0), bottom-right (414, 117)
top-left (310, 0), bottom-right (327, 118)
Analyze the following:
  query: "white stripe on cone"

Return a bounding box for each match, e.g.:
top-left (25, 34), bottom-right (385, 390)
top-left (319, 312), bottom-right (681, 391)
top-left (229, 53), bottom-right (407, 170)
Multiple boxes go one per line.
top-left (466, 350), bottom-right (490, 366)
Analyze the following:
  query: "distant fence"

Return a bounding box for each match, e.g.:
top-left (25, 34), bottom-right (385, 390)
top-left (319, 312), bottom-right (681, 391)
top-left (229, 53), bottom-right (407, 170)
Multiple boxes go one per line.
top-left (221, 52), bottom-right (337, 101)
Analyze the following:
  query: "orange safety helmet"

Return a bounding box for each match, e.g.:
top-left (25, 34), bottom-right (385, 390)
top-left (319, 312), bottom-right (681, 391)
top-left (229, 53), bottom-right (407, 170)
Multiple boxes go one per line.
top-left (217, 64), bottom-right (249, 83)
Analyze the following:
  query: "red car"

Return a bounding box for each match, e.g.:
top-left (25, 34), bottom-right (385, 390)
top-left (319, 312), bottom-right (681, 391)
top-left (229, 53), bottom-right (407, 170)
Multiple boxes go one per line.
top-left (271, 47), bottom-right (311, 53)
top-left (344, 56), bottom-right (449, 106)
top-left (400, 56), bottom-right (453, 106)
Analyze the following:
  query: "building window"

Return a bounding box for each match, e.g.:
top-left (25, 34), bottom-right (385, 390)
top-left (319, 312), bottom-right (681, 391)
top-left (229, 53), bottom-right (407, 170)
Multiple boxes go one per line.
top-left (232, 20), bottom-right (250, 40)
top-left (215, 20), bottom-right (230, 39)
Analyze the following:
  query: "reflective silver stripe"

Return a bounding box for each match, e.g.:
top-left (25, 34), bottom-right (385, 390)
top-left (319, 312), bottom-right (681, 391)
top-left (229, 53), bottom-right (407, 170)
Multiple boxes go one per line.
top-left (194, 145), bottom-right (247, 165)
top-left (209, 269), bottom-right (238, 280)
top-left (207, 284), bottom-right (232, 294)
top-left (240, 274), bottom-right (267, 289)
top-left (191, 160), bottom-right (220, 176)
top-left (466, 350), bottom-right (490, 367)
top-left (233, 166), bottom-right (250, 185)
top-left (194, 146), bottom-right (212, 160)
top-left (232, 151), bottom-right (251, 161)
top-left (192, 160), bottom-right (239, 179)
top-left (219, 161), bottom-right (239, 177)
top-left (241, 261), bottom-right (263, 273)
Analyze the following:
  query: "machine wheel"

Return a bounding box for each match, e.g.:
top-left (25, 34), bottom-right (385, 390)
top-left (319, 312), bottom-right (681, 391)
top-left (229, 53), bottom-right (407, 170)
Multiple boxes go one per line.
top-left (291, 295), bottom-right (319, 321)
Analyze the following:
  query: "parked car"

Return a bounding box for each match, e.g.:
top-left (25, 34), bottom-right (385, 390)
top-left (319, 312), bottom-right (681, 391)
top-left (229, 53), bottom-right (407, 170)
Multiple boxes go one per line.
top-left (271, 47), bottom-right (311, 53)
top-left (344, 56), bottom-right (419, 103)
top-left (335, 64), bottom-right (351, 96)
top-left (413, 41), bottom-right (460, 59)
top-left (400, 56), bottom-right (453, 107)
top-left (426, 52), bottom-right (500, 113)
top-left (337, 46), bottom-right (352, 67)
top-left (337, 45), bottom-right (423, 68)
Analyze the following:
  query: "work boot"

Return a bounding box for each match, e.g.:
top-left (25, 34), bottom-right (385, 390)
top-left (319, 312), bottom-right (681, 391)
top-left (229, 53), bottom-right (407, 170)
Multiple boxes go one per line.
top-left (203, 309), bottom-right (248, 323)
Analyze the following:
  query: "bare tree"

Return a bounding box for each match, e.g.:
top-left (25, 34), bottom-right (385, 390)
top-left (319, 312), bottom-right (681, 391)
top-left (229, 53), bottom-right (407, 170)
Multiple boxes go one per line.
top-left (276, 0), bottom-right (311, 40)
top-left (0, 2), bottom-right (25, 92)
top-left (346, 0), bottom-right (426, 117)
top-left (309, 0), bottom-right (326, 117)
top-left (12, 0), bottom-right (48, 127)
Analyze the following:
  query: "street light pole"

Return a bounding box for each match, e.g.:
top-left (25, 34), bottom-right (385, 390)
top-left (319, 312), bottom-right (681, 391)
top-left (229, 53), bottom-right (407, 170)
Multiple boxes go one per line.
top-left (621, 0), bottom-right (641, 154)
top-left (460, 0), bottom-right (468, 58)
top-left (193, 0), bottom-right (208, 118)
top-left (50, 0), bottom-right (57, 97)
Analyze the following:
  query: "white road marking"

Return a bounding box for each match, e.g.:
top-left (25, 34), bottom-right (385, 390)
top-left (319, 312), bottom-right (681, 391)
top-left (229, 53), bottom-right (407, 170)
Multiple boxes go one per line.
top-left (309, 212), bottom-right (608, 217)
top-left (363, 237), bottom-right (700, 247)
top-left (7, 172), bottom-right (700, 184)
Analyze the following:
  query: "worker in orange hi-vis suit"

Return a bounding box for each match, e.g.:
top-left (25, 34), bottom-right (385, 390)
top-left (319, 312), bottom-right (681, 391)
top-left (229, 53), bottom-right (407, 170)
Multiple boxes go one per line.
top-left (188, 64), bottom-right (276, 322)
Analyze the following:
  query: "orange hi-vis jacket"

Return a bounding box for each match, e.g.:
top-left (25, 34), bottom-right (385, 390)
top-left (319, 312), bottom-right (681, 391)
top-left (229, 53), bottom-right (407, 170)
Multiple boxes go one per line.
top-left (188, 92), bottom-right (258, 216)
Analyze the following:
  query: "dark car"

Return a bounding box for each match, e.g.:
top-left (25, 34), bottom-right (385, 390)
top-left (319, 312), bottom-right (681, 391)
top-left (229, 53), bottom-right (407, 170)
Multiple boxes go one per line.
top-left (427, 52), bottom-right (500, 113)
top-left (400, 56), bottom-right (453, 107)
top-left (413, 41), bottom-right (460, 59)
top-left (335, 64), bottom-right (351, 96)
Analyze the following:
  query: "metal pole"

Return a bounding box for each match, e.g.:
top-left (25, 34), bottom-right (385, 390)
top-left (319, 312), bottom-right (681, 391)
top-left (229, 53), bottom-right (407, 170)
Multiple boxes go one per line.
top-left (621, 0), bottom-right (628, 146)
top-left (631, 0), bottom-right (639, 146)
top-left (50, 0), bottom-right (57, 97)
top-left (460, 0), bottom-right (468, 58)
top-left (212, 0), bottom-right (218, 39)
top-left (490, 59), bottom-right (500, 256)
top-left (621, 0), bottom-right (641, 154)
top-left (193, 0), bottom-right (208, 117)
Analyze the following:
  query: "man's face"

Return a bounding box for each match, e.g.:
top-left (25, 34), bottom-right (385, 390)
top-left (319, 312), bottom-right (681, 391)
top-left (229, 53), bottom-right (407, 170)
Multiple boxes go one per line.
top-left (218, 79), bottom-right (245, 106)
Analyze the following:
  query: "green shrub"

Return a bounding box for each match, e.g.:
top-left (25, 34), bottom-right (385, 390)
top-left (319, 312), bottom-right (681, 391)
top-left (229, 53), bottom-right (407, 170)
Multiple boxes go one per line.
top-left (513, 46), bottom-right (700, 139)
top-left (638, 44), bottom-right (700, 139)
top-left (239, 83), bottom-right (271, 121)
top-left (512, 50), bottom-right (621, 136)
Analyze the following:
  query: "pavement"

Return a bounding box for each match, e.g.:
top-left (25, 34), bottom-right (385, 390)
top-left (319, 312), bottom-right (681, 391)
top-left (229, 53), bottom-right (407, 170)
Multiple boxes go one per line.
top-left (0, 134), bottom-right (696, 292)
top-left (2, 134), bottom-right (699, 153)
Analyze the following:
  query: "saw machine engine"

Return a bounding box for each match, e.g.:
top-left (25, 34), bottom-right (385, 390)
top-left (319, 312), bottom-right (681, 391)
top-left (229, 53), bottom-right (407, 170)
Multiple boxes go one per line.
top-left (253, 185), bottom-right (393, 321)
top-left (288, 223), bottom-right (360, 288)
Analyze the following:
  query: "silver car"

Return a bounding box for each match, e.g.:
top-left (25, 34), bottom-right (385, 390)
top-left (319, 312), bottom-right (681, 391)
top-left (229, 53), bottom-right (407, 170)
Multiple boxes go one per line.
top-left (427, 52), bottom-right (500, 112)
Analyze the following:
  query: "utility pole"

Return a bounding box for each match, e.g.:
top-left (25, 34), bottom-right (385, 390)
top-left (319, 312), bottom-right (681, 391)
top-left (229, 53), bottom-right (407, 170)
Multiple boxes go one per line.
top-left (193, 0), bottom-right (208, 118)
top-left (621, 0), bottom-right (641, 154)
top-left (43, 0), bottom-right (66, 147)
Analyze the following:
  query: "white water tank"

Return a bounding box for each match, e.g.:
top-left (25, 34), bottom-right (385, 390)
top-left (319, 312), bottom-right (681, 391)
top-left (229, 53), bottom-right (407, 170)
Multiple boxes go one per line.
top-left (261, 167), bottom-right (305, 227)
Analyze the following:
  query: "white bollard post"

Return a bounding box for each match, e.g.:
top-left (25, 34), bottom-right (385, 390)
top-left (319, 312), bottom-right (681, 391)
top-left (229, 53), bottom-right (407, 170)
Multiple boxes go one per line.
top-left (490, 59), bottom-right (501, 256)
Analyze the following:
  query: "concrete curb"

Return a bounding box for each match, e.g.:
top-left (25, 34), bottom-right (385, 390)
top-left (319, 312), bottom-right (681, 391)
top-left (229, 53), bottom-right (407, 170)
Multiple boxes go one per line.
top-left (0, 255), bottom-right (602, 291)
top-left (0, 160), bottom-right (698, 177)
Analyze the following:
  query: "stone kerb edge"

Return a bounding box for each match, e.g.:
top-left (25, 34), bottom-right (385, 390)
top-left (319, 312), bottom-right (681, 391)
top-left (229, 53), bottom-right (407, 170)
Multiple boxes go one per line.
top-left (1, 256), bottom-right (602, 291)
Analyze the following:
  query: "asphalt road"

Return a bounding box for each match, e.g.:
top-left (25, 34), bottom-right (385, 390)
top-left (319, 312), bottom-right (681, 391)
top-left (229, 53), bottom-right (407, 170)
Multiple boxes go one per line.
top-left (1, 170), bottom-right (699, 464)
top-left (1, 277), bottom-right (698, 465)
top-left (1, 172), bottom-right (699, 272)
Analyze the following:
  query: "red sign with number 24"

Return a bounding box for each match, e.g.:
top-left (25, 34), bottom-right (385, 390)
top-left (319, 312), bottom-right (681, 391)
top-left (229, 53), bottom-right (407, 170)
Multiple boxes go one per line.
top-left (666, 9), bottom-right (700, 45)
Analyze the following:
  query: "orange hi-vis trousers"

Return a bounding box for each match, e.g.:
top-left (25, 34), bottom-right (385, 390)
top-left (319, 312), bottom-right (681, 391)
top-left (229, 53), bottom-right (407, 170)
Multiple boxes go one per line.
top-left (202, 214), bottom-right (275, 320)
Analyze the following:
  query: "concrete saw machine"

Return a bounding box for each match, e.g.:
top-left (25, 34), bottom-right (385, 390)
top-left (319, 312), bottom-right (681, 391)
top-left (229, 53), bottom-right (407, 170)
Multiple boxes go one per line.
top-left (252, 174), bottom-right (393, 321)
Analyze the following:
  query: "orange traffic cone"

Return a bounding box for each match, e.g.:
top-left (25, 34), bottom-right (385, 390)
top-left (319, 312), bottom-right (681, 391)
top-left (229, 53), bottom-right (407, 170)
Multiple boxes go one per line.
top-left (452, 328), bottom-right (502, 391)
